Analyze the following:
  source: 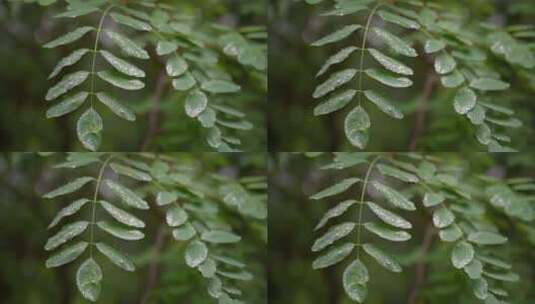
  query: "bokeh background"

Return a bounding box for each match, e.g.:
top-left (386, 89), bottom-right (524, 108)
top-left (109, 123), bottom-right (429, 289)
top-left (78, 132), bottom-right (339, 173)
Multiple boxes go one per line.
top-left (0, 152), bottom-right (266, 303)
top-left (268, 0), bottom-right (535, 151)
top-left (268, 152), bottom-right (535, 304)
top-left (0, 0), bottom-right (266, 151)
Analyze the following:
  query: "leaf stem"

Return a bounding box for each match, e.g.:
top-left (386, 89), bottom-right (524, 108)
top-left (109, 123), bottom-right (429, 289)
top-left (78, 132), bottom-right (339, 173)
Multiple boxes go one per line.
top-left (355, 155), bottom-right (382, 259)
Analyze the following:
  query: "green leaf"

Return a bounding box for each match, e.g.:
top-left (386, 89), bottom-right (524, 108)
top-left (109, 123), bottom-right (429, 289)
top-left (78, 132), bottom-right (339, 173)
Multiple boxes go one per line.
top-left (97, 221), bottom-right (144, 240)
top-left (378, 10), bottom-right (420, 29)
top-left (372, 27), bottom-right (417, 57)
top-left (166, 56), bottom-right (188, 77)
top-left (464, 259), bottom-right (483, 279)
top-left (454, 87), bottom-right (477, 114)
top-left (312, 242), bottom-right (355, 269)
top-left (439, 225), bottom-right (463, 242)
top-left (99, 50), bottom-right (145, 78)
top-left (310, 178), bottom-right (360, 200)
top-left (483, 271), bottom-right (519, 282)
top-left (476, 123), bottom-right (492, 145)
top-left (165, 205), bottom-right (188, 227)
top-left (46, 241), bottom-right (88, 268)
top-left (486, 117), bottom-right (522, 128)
top-left (366, 201), bottom-right (412, 229)
top-left (96, 242), bottom-right (135, 271)
top-left (172, 223), bottom-right (197, 241)
top-left (43, 177), bottom-right (94, 199)
top-left (185, 90), bottom-right (208, 118)
top-left (198, 108), bottom-right (217, 128)
top-left (97, 70), bottom-right (144, 90)
top-left (201, 80), bottom-right (241, 94)
top-left (424, 39), bottom-right (446, 53)
top-left (185, 240), bottom-right (208, 268)
top-left (434, 53), bottom-right (457, 75)
top-left (364, 222), bottom-right (411, 241)
top-left (44, 26), bottom-right (94, 48)
top-left (105, 30), bottom-right (149, 59)
top-left (46, 71), bottom-right (89, 101)
top-left (343, 259), bottom-right (368, 303)
top-left (76, 258), bottom-right (102, 302)
top-left (212, 255), bottom-right (245, 268)
top-left (467, 105), bottom-right (486, 125)
top-left (314, 89), bottom-right (356, 116)
top-left (365, 68), bottom-right (413, 88)
top-left (172, 73), bottom-right (196, 90)
top-left (473, 278), bottom-right (489, 300)
top-left (363, 90), bottom-right (403, 119)
top-left (377, 164), bottom-right (419, 183)
top-left (315, 200), bottom-right (357, 230)
top-left (46, 91), bottom-right (88, 118)
top-left (451, 241), bottom-right (474, 269)
top-left (362, 243), bottom-right (402, 272)
top-left (156, 191), bottom-right (178, 206)
top-left (311, 25), bottom-right (362, 46)
top-left (77, 108), bottom-right (103, 151)
top-left (110, 163), bottom-right (151, 181)
top-left (316, 46), bottom-right (358, 77)
top-left (432, 207), bottom-right (455, 228)
top-left (467, 231), bottom-right (507, 245)
top-left (45, 221), bottom-right (89, 251)
top-left (48, 198), bottom-right (91, 228)
top-left (105, 180), bottom-right (149, 209)
top-left (313, 68), bottom-right (357, 99)
top-left (156, 40), bottom-right (178, 55)
top-left (312, 222), bottom-right (355, 252)
top-left (345, 106), bottom-right (370, 148)
top-left (55, 7), bottom-right (99, 18)
top-left (477, 254), bottom-right (511, 269)
top-left (441, 70), bottom-right (465, 88)
top-left (199, 258), bottom-right (217, 278)
top-left (470, 78), bottom-right (510, 91)
top-left (201, 230), bottom-right (242, 244)
top-left (100, 200), bottom-right (145, 228)
top-left (110, 12), bottom-right (152, 31)
top-left (371, 181), bottom-right (416, 210)
top-left (49, 49), bottom-right (90, 79)
top-left (96, 92), bottom-right (136, 121)
top-left (368, 48), bottom-right (413, 75)
top-left (218, 270), bottom-right (253, 281)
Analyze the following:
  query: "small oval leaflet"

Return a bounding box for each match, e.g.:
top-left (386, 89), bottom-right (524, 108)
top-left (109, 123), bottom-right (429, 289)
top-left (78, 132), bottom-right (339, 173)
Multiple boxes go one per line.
top-left (43, 177), bottom-right (94, 199)
top-left (368, 48), bottom-right (413, 76)
top-left (345, 107), bottom-right (370, 148)
top-left (46, 71), bottom-right (89, 101)
top-left (106, 179), bottom-right (149, 209)
top-left (166, 56), bottom-right (188, 77)
top-left (165, 205), bottom-right (189, 227)
top-left (77, 108), bottom-right (103, 151)
top-left (96, 242), bottom-right (135, 272)
top-left (451, 241), bottom-right (474, 269)
top-left (364, 222), bottom-right (411, 242)
top-left (46, 91), bottom-right (89, 119)
top-left (99, 50), bottom-right (145, 78)
top-left (316, 46), bottom-right (358, 77)
top-left (469, 78), bottom-right (510, 91)
top-left (45, 220), bottom-right (89, 251)
top-left (110, 12), bottom-right (152, 32)
top-left (97, 221), bottom-right (144, 241)
top-left (48, 198), bottom-right (91, 228)
top-left (315, 200), bottom-right (357, 230)
top-left (49, 49), bottom-right (90, 79)
top-left (185, 90), bottom-right (208, 118)
top-left (96, 92), bottom-right (136, 121)
top-left (46, 241), bottom-right (88, 268)
top-left (377, 164), bottom-right (419, 183)
top-left (313, 68), bottom-right (357, 99)
top-left (362, 243), bottom-right (402, 273)
top-left (441, 70), bottom-right (465, 88)
top-left (172, 223), bottom-right (197, 241)
top-left (311, 222), bottom-right (355, 252)
top-left (76, 258), bottom-right (102, 302)
top-left (100, 200), bottom-right (145, 228)
top-left (372, 27), bottom-right (417, 57)
top-left (311, 24), bottom-right (362, 47)
top-left (44, 26), bottom-right (94, 48)
top-left (424, 39), bottom-right (446, 54)
top-left (185, 240), bottom-right (208, 268)
top-left (172, 73), bottom-right (196, 91)
top-left (201, 80), bottom-right (241, 94)
top-left (310, 178), bottom-right (360, 200)
top-left (432, 207), bottom-right (455, 228)
top-left (363, 90), bottom-right (404, 119)
top-left (454, 87), bottom-right (477, 115)
top-left (110, 162), bottom-right (151, 181)
top-left (199, 258), bottom-right (217, 278)
top-left (312, 242), bottom-right (355, 269)
top-left (105, 30), bottom-right (149, 59)
top-left (467, 231), bottom-right (508, 245)
top-left (343, 259), bottom-right (369, 303)
top-left (377, 10), bottom-right (420, 29)
top-left (201, 230), bottom-right (242, 244)
top-left (156, 40), bottom-right (178, 56)
top-left (314, 89), bottom-right (356, 116)
top-left (97, 70), bottom-right (145, 90)
top-left (439, 225), bottom-right (463, 242)
top-left (365, 68), bottom-right (413, 88)
top-left (366, 201), bottom-right (412, 229)
top-left (156, 191), bottom-right (178, 206)
top-left (371, 181), bottom-right (416, 211)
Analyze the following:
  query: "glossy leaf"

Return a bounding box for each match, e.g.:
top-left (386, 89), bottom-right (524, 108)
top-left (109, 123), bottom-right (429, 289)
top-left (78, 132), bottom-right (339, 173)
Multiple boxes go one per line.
top-left (362, 243), bottom-right (402, 272)
top-left (368, 48), bottom-right (413, 75)
top-left (166, 56), bottom-right (188, 77)
top-left (46, 71), bottom-right (89, 101)
top-left (470, 78), bottom-right (510, 91)
top-left (46, 241), bottom-right (88, 268)
top-left (110, 162), bottom-right (151, 181)
top-left (434, 53), bottom-right (457, 75)
top-left (96, 92), bottom-right (136, 121)
top-left (49, 49), bottom-right (90, 79)
top-left (345, 106), bottom-right (370, 148)
top-left (185, 240), bottom-right (208, 268)
top-left (43, 177), bottom-right (94, 198)
top-left (100, 200), bottom-right (145, 228)
top-left (365, 68), bottom-right (413, 88)
top-left (366, 201), bottom-right (412, 229)
top-left (201, 230), bottom-right (242, 244)
top-left (99, 50), bottom-right (145, 78)
top-left (76, 258), bottom-right (102, 302)
top-left (185, 90), bottom-right (208, 118)
top-left (452, 241), bottom-right (474, 269)
top-left (377, 164), bottom-right (419, 183)
top-left (201, 80), bottom-right (241, 93)
top-left (364, 222), bottom-right (411, 241)
top-left (45, 221), bottom-right (89, 251)
top-left (363, 90), bottom-right (403, 119)
top-left (77, 108), bottom-right (103, 151)
top-left (315, 200), bottom-right (357, 230)
top-left (46, 91), bottom-right (88, 118)
top-left (105, 30), bottom-right (149, 59)
top-left (97, 71), bottom-right (144, 90)
top-left (156, 40), bottom-right (178, 55)
top-left (371, 181), bottom-right (416, 210)
top-left (314, 89), bottom-right (356, 116)
top-left (343, 259), bottom-right (368, 303)
top-left (311, 25), bottom-right (362, 46)
top-left (372, 27), bottom-right (417, 57)
top-left (97, 221), bottom-right (144, 240)
top-left (172, 223), bottom-right (197, 241)
top-left (317, 46), bottom-right (358, 77)
top-left (439, 225), bottom-right (463, 242)
top-left (156, 191), bottom-right (178, 206)
top-left (432, 207), bottom-right (455, 228)
top-left (483, 271), bottom-right (519, 282)
top-left (464, 259), bottom-right (483, 279)
top-left (312, 242), bottom-right (355, 269)
top-left (454, 87), bottom-right (477, 114)
top-left (110, 12), bottom-right (152, 31)
top-left (105, 180), bottom-right (149, 209)
top-left (424, 39), bottom-right (446, 53)
top-left (378, 10), bottom-right (420, 29)
top-left (310, 178), bottom-right (360, 200)
top-left (312, 222), bottom-right (355, 252)
top-left (48, 198), bottom-right (90, 228)
top-left (166, 205), bottom-right (188, 227)
top-left (313, 69), bottom-right (357, 99)
top-left (441, 70), bottom-right (465, 88)
top-left (44, 26), bottom-right (94, 48)
top-left (96, 242), bottom-right (135, 271)
top-left (467, 231), bottom-right (507, 245)
top-left (172, 73), bottom-right (196, 91)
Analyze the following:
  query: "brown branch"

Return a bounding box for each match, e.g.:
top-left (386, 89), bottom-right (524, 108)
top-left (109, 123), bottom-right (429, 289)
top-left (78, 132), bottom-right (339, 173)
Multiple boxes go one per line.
top-left (139, 224), bottom-right (168, 304)
top-left (407, 221), bottom-right (435, 304)
top-left (409, 68), bottom-right (437, 151)
top-left (141, 71), bottom-right (168, 151)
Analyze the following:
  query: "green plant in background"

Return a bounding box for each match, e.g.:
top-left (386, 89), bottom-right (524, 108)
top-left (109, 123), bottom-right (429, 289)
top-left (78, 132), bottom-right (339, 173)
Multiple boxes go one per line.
top-left (308, 152), bottom-right (534, 303)
top-left (41, 152), bottom-right (267, 302)
top-left (306, 0), bottom-right (534, 151)
top-left (30, 0), bottom-right (266, 151)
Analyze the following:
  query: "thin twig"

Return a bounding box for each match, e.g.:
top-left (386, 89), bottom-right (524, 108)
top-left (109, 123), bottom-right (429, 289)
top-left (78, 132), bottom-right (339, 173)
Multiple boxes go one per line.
top-left (407, 221), bottom-right (435, 304)
top-left (409, 68), bottom-right (437, 150)
top-left (141, 71), bottom-right (168, 151)
top-left (139, 224), bottom-right (168, 304)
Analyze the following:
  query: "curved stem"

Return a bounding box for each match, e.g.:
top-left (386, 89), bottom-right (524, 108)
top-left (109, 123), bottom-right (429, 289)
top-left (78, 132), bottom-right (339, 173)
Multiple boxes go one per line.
top-left (357, 3), bottom-right (383, 106)
top-left (89, 5), bottom-right (115, 107)
top-left (88, 154), bottom-right (115, 257)
top-left (355, 155), bottom-right (382, 259)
